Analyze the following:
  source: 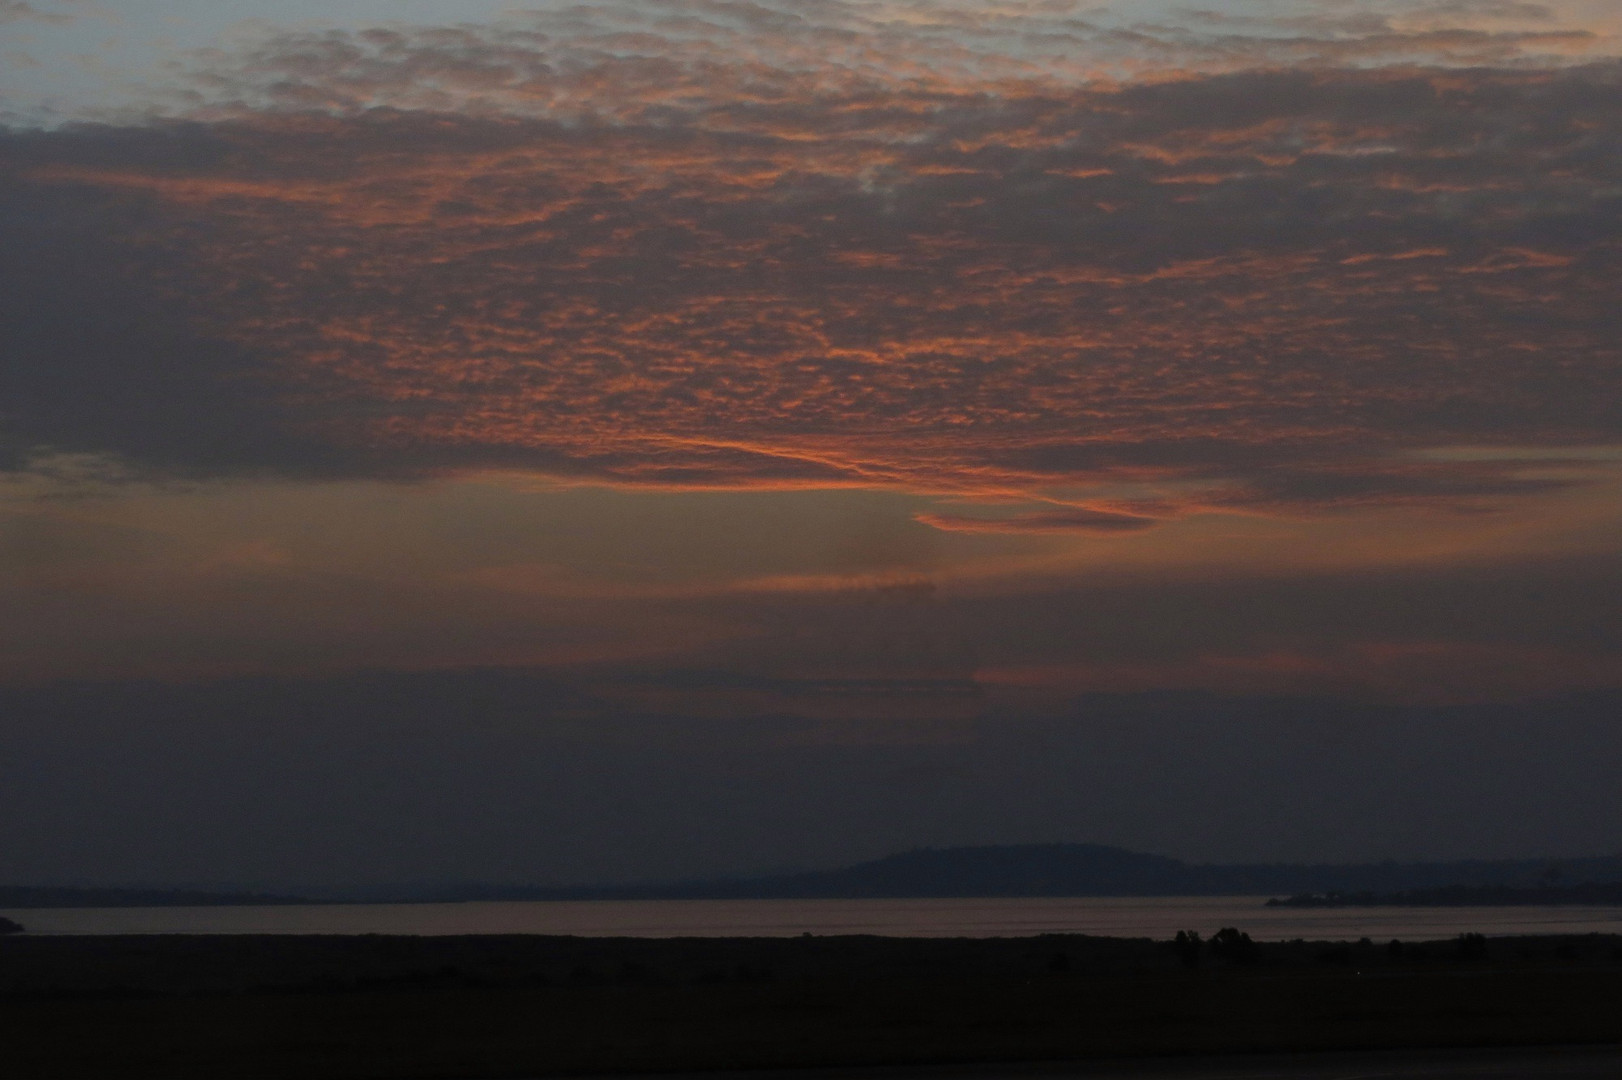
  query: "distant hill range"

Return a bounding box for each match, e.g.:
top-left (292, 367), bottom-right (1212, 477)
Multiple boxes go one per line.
top-left (0, 887), bottom-right (306, 909)
top-left (450, 844), bottom-right (1622, 903)
top-left (1268, 882), bottom-right (1622, 908)
top-left (8, 845), bottom-right (1622, 908)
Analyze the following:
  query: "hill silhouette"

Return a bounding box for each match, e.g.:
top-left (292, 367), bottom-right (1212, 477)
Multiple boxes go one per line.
top-left (447, 844), bottom-right (1622, 902)
top-left (9, 845), bottom-right (1622, 906)
top-left (0, 887), bottom-right (306, 909)
top-left (1269, 881), bottom-right (1622, 907)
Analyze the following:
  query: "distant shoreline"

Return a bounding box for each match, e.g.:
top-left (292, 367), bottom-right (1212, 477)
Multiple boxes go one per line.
top-left (1268, 883), bottom-right (1622, 908)
top-left (0, 887), bottom-right (310, 910)
top-left (10, 842), bottom-right (1622, 908)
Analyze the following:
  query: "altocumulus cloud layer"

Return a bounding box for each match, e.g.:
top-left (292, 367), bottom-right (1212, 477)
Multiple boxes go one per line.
top-left (2, 0), bottom-right (1619, 522)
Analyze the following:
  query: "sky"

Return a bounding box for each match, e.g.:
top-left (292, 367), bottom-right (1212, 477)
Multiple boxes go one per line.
top-left (2, 0), bottom-right (1621, 889)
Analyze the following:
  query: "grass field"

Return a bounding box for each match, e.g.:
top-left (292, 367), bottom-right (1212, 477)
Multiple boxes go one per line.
top-left (2, 932), bottom-right (1619, 1078)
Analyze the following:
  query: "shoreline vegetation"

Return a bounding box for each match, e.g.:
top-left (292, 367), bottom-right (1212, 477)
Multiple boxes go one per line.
top-left (0, 930), bottom-right (1619, 1078)
top-left (7, 844), bottom-right (1622, 908)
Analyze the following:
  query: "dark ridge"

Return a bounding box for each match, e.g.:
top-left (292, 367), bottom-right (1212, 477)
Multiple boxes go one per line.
top-left (1268, 882), bottom-right (1622, 907)
top-left (10, 845), bottom-right (1622, 906)
top-left (0, 887), bottom-right (308, 910)
top-left (434, 844), bottom-right (1622, 902)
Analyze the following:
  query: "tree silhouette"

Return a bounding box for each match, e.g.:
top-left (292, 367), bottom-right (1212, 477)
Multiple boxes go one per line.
top-left (1172, 930), bottom-right (1202, 967)
top-left (1208, 927), bottom-right (1261, 966)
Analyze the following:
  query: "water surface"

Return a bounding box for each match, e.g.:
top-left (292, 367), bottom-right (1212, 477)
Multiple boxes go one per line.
top-left (4, 896), bottom-right (1620, 939)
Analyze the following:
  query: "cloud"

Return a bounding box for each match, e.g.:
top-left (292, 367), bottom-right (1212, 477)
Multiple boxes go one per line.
top-left (916, 507), bottom-right (1159, 533)
top-left (0, 1), bottom-right (74, 24)
top-left (2, 15), bottom-right (1619, 517)
top-left (5, 2), bottom-right (1620, 888)
top-left (4, 666), bottom-right (1622, 886)
top-left (948, 551), bottom-right (1622, 704)
top-left (169, 0), bottom-right (1613, 119)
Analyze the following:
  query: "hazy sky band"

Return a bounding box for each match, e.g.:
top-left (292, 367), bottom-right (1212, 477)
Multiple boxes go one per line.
top-left (3, 0), bottom-right (1622, 884)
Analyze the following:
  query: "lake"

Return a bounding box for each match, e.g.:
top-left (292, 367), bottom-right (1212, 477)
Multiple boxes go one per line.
top-left (4, 896), bottom-right (1621, 939)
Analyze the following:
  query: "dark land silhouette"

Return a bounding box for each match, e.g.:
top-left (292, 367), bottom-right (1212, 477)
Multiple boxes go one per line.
top-left (1270, 882), bottom-right (1622, 907)
top-left (9, 844), bottom-right (1622, 907)
top-left (0, 887), bottom-right (306, 909)
top-left (400, 843), bottom-right (1622, 903)
top-left (0, 931), bottom-right (1618, 1078)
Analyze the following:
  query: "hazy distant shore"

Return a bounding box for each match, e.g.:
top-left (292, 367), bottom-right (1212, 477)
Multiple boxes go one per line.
top-left (0, 887), bottom-right (309, 910)
top-left (10, 843), bottom-right (1622, 908)
top-left (1269, 883), bottom-right (1622, 908)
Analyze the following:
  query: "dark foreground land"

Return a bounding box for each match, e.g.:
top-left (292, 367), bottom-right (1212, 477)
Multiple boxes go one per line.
top-left (702, 1047), bottom-right (1622, 1078)
top-left (1, 932), bottom-right (1619, 1079)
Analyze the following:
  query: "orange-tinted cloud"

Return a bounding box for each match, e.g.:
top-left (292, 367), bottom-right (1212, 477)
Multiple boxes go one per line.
top-left (2, 26), bottom-right (1619, 519)
top-left (916, 507), bottom-right (1159, 533)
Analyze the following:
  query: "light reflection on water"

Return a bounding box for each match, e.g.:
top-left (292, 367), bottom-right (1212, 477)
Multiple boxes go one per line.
top-left (3, 897), bottom-right (1620, 939)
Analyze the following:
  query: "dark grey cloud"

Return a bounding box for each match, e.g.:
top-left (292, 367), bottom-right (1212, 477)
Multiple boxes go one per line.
top-left (2, 546), bottom-right (1620, 886)
top-left (953, 554), bottom-right (1622, 669)
top-left (0, 172), bottom-right (355, 478)
top-left (682, 552), bottom-right (1622, 707)
top-left (0, 1), bottom-right (73, 24)
top-left (1, 665), bottom-right (1618, 888)
top-left (916, 507), bottom-right (1160, 532)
